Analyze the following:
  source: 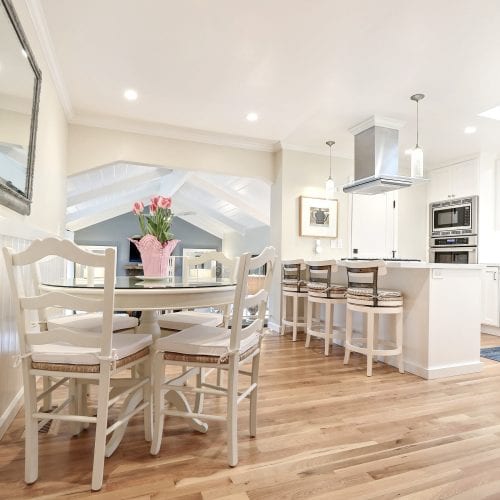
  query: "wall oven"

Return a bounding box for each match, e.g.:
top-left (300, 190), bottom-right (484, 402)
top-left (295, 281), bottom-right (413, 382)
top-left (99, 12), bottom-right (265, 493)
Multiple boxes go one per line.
top-left (430, 195), bottom-right (478, 237)
top-left (429, 236), bottom-right (478, 264)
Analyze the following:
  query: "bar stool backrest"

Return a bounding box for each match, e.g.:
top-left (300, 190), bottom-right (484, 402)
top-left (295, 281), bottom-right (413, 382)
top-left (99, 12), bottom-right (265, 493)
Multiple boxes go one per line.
top-left (281, 259), bottom-right (305, 283)
top-left (344, 260), bottom-right (387, 299)
top-left (304, 259), bottom-right (338, 285)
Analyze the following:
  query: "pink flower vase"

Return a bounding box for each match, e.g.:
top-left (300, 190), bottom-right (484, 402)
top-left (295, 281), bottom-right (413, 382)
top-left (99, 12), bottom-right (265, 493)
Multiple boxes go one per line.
top-left (129, 235), bottom-right (179, 278)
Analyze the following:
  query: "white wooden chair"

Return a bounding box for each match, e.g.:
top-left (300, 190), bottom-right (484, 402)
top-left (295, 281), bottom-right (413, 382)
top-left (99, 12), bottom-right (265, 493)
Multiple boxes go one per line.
top-left (280, 259), bottom-right (308, 341)
top-left (305, 260), bottom-right (347, 356)
top-left (343, 260), bottom-right (404, 376)
top-left (3, 238), bottom-right (152, 491)
top-left (157, 251), bottom-right (238, 333)
top-left (150, 247), bottom-right (275, 466)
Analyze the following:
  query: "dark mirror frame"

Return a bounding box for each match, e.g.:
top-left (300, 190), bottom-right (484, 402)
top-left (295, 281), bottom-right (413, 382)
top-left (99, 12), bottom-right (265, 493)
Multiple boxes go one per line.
top-left (0, 0), bottom-right (42, 215)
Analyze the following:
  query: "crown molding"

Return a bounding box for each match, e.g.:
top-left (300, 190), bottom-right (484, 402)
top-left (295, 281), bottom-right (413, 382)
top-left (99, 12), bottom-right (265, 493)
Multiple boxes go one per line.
top-left (24, 0), bottom-right (74, 119)
top-left (70, 112), bottom-right (280, 153)
top-left (279, 142), bottom-right (354, 160)
top-left (349, 115), bottom-right (405, 135)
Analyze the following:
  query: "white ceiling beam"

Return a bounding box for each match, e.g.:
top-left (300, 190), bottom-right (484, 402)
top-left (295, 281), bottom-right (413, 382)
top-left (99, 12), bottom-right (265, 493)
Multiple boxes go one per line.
top-left (66, 190), bottom-right (153, 231)
top-left (175, 191), bottom-right (246, 235)
top-left (67, 168), bottom-right (165, 206)
top-left (158, 170), bottom-right (192, 197)
top-left (173, 200), bottom-right (224, 239)
top-left (189, 174), bottom-right (269, 225)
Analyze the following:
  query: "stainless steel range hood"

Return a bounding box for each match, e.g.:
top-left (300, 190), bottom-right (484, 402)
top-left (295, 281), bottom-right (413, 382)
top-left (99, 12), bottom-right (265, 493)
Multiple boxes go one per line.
top-left (343, 116), bottom-right (414, 195)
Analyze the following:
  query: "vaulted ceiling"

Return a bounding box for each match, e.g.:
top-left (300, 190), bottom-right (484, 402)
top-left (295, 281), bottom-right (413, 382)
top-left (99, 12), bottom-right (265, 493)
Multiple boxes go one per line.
top-left (66, 164), bottom-right (270, 239)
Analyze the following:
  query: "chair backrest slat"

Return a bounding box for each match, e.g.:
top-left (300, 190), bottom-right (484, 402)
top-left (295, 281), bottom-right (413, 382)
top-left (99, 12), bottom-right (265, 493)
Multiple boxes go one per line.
top-left (343, 260), bottom-right (387, 300)
top-left (229, 247), bottom-right (276, 352)
top-left (305, 259), bottom-right (338, 285)
top-left (3, 238), bottom-right (117, 360)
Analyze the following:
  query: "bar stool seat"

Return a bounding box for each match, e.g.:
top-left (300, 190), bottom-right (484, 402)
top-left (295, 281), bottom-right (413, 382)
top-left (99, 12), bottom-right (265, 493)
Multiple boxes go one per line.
top-left (280, 260), bottom-right (308, 341)
top-left (305, 260), bottom-right (346, 356)
top-left (343, 261), bottom-right (404, 376)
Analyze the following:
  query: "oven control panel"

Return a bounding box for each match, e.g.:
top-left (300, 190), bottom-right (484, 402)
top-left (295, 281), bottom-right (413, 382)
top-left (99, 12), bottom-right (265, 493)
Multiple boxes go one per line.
top-left (430, 236), bottom-right (477, 247)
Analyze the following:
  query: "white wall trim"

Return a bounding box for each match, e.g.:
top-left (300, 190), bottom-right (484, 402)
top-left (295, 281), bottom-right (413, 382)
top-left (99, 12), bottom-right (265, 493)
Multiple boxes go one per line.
top-left (71, 113), bottom-right (279, 153)
top-left (24, 0), bottom-right (74, 119)
top-left (401, 359), bottom-right (483, 380)
top-left (0, 388), bottom-right (23, 440)
top-left (481, 324), bottom-right (500, 337)
top-left (279, 142), bottom-right (354, 160)
top-left (267, 321), bottom-right (280, 333)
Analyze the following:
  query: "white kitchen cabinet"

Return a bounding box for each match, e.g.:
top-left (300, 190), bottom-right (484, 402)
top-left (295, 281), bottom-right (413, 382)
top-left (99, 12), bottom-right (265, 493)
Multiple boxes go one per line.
top-left (351, 192), bottom-right (397, 258)
top-left (428, 158), bottom-right (479, 203)
top-left (481, 266), bottom-right (499, 327)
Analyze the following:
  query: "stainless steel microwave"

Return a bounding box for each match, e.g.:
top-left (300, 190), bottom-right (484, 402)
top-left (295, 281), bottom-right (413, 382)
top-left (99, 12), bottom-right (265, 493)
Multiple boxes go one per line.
top-left (429, 195), bottom-right (478, 237)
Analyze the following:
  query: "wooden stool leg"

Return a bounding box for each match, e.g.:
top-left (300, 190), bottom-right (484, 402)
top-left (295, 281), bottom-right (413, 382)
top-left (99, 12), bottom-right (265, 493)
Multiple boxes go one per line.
top-left (292, 294), bottom-right (298, 342)
top-left (305, 298), bottom-right (313, 348)
top-left (366, 311), bottom-right (375, 377)
top-left (281, 294), bottom-right (287, 335)
top-left (396, 311), bottom-right (404, 374)
top-left (324, 302), bottom-right (332, 356)
top-left (343, 306), bottom-right (352, 365)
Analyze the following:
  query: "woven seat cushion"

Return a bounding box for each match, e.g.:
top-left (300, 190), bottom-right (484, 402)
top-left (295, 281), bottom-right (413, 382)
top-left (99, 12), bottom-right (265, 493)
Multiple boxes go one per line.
top-left (47, 312), bottom-right (138, 333)
top-left (157, 311), bottom-right (223, 331)
top-left (307, 282), bottom-right (347, 298)
top-left (282, 279), bottom-right (308, 292)
top-left (155, 324), bottom-right (260, 359)
top-left (347, 287), bottom-right (403, 307)
top-left (30, 333), bottom-right (152, 365)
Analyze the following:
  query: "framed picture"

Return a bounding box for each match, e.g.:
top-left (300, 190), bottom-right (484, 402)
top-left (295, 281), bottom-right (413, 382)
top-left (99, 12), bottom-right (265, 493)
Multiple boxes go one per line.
top-left (299, 196), bottom-right (338, 238)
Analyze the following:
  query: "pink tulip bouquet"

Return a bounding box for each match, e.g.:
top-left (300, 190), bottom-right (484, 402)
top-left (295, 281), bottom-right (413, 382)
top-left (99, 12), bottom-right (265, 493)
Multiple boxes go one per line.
top-left (132, 195), bottom-right (174, 244)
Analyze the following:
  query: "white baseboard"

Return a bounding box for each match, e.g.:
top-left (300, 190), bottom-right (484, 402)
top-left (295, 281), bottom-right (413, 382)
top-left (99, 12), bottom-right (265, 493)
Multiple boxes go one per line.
top-left (267, 321), bottom-right (280, 333)
top-left (400, 359), bottom-right (483, 380)
top-left (481, 324), bottom-right (500, 336)
top-left (0, 388), bottom-right (23, 440)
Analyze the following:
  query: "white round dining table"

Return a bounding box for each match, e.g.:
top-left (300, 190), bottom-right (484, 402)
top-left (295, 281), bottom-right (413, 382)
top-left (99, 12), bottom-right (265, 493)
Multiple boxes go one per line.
top-left (41, 275), bottom-right (236, 338)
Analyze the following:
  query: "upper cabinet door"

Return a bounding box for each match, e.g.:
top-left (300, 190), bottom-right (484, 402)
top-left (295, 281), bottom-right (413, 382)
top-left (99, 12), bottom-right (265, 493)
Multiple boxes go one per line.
top-left (428, 166), bottom-right (452, 202)
top-left (450, 159), bottom-right (479, 199)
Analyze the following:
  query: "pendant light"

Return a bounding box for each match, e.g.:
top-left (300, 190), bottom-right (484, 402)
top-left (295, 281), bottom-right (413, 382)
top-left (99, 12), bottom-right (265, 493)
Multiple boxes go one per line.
top-left (325, 140), bottom-right (335, 199)
top-left (410, 93), bottom-right (425, 178)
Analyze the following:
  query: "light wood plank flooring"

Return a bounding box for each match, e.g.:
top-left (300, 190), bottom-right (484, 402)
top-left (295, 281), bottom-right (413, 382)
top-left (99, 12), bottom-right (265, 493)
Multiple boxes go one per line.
top-left (3, 333), bottom-right (500, 498)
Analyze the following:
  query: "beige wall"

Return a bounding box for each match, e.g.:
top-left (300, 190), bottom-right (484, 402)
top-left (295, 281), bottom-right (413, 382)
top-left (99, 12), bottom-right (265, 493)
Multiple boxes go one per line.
top-left (68, 124), bottom-right (275, 183)
top-left (0, 0), bottom-right (68, 437)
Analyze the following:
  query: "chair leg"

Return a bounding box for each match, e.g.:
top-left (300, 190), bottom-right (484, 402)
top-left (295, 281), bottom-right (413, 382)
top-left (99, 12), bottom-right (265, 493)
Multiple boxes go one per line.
top-left (249, 352), bottom-right (260, 438)
top-left (226, 356), bottom-right (239, 467)
top-left (150, 354), bottom-right (166, 455)
top-left (305, 298), bottom-right (313, 348)
top-left (194, 368), bottom-right (205, 414)
top-left (292, 295), bottom-right (298, 342)
top-left (91, 366), bottom-right (111, 491)
top-left (366, 312), bottom-right (375, 377)
top-left (324, 303), bottom-right (331, 356)
top-left (343, 307), bottom-right (352, 365)
top-left (143, 357), bottom-right (152, 442)
top-left (41, 376), bottom-right (52, 412)
top-left (24, 371), bottom-right (39, 485)
top-left (81, 383), bottom-right (89, 430)
top-left (373, 314), bottom-right (379, 364)
top-left (397, 312), bottom-right (404, 374)
top-left (69, 379), bottom-right (81, 436)
top-left (216, 369), bottom-right (222, 387)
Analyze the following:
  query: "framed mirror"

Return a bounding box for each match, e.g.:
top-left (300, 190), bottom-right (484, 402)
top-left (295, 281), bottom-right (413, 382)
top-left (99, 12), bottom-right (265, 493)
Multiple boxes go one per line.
top-left (0, 0), bottom-right (41, 215)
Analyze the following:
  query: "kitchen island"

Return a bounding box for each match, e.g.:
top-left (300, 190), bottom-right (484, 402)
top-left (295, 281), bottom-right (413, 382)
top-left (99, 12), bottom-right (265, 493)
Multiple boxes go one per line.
top-left (334, 261), bottom-right (483, 379)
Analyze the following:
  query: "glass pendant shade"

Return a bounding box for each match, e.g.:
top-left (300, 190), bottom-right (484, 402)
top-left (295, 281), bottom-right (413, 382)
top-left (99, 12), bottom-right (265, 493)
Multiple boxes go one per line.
top-left (410, 146), bottom-right (424, 178)
top-left (325, 176), bottom-right (335, 198)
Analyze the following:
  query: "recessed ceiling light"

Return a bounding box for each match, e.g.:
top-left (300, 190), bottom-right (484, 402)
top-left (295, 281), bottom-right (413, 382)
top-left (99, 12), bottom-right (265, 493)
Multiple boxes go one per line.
top-left (246, 112), bottom-right (258, 122)
top-left (124, 89), bottom-right (138, 101)
top-left (464, 126), bottom-right (477, 134)
top-left (21, 49), bottom-right (28, 58)
top-left (478, 105), bottom-right (500, 121)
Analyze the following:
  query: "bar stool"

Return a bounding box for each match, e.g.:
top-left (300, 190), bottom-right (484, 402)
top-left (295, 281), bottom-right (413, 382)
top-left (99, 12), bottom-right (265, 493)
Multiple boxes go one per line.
top-left (280, 259), bottom-right (308, 341)
top-left (305, 260), bottom-right (346, 356)
top-left (343, 260), bottom-right (404, 376)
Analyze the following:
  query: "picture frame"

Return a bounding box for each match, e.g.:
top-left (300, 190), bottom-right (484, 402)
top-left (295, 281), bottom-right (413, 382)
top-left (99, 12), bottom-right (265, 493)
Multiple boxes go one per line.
top-left (299, 196), bottom-right (338, 238)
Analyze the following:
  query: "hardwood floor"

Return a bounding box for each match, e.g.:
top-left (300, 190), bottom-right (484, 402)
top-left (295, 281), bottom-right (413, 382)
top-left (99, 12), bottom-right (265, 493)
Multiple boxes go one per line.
top-left (3, 333), bottom-right (500, 498)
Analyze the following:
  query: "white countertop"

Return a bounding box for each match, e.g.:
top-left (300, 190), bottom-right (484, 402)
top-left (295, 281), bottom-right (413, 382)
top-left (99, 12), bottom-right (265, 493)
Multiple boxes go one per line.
top-left (337, 261), bottom-right (484, 270)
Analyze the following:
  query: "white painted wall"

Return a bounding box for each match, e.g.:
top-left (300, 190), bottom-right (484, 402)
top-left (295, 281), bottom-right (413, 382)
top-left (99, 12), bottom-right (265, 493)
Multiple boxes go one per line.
top-left (0, 0), bottom-right (67, 437)
top-left (68, 123), bottom-right (275, 183)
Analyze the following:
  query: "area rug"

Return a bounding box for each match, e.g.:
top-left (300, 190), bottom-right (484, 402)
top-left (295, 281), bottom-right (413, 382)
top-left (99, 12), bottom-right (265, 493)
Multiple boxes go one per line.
top-left (480, 347), bottom-right (500, 362)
